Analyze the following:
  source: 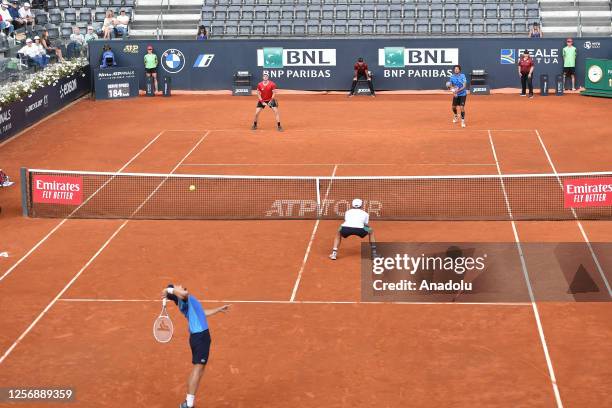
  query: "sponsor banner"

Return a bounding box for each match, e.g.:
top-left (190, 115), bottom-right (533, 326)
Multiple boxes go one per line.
top-left (32, 175), bottom-right (83, 205)
top-left (87, 38), bottom-right (612, 91)
top-left (94, 67), bottom-right (139, 100)
top-left (362, 243), bottom-right (612, 303)
top-left (563, 177), bottom-right (612, 208)
top-left (0, 70), bottom-right (90, 143)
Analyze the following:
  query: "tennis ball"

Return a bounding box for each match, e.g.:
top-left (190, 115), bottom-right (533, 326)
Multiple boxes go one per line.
top-left (189, 185), bottom-right (196, 191)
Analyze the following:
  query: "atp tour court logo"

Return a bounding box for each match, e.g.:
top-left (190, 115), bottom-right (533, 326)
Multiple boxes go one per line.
top-left (161, 49), bottom-right (186, 74)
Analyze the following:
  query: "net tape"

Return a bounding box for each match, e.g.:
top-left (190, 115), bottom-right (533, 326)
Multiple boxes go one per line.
top-left (24, 169), bottom-right (612, 221)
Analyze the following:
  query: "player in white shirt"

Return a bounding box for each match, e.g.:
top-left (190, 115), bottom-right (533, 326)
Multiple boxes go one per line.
top-left (329, 198), bottom-right (378, 260)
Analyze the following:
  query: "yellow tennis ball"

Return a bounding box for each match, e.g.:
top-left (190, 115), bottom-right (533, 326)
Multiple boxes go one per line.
top-left (189, 185), bottom-right (196, 191)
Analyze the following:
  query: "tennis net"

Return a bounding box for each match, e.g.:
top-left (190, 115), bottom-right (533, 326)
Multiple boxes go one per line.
top-left (20, 168), bottom-right (612, 221)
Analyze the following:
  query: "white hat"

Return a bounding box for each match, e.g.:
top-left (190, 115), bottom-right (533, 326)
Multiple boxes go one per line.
top-left (24, 2), bottom-right (31, 6)
top-left (352, 198), bottom-right (363, 208)
top-left (25, 38), bottom-right (32, 43)
top-left (34, 35), bottom-right (40, 39)
top-left (1, 1), bottom-right (8, 6)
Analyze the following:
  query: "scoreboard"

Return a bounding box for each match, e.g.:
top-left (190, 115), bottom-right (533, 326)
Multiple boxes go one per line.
top-left (583, 58), bottom-right (612, 98)
top-left (93, 67), bottom-right (140, 100)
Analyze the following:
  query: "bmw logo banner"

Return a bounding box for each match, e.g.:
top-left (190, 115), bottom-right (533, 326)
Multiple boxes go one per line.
top-left (161, 49), bottom-right (186, 74)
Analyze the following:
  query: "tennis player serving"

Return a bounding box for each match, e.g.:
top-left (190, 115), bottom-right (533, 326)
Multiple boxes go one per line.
top-left (252, 73), bottom-right (283, 131)
top-left (162, 284), bottom-right (230, 408)
top-left (329, 198), bottom-right (378, 260)
top-left (448, 65), bottom-right (468, 128)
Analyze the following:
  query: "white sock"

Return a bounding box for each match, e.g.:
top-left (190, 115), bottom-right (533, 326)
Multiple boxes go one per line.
top-left (186, 394), bottom-right (195, 407)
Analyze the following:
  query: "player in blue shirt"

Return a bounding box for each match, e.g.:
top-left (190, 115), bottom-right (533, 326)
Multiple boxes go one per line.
top-left (163, 284), bottom-right (230, 408)
top-left (448, 65), bottom-right (468, 128)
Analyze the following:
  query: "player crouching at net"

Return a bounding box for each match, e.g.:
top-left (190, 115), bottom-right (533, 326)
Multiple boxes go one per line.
top-left (329, 198), bottom-right (379, 260)
top-left (162, 284), bottom-right (230, 408)
top-left (252, 73), bottom-right (283, 132)
top-left (446, 65), bottom-right (468, 128)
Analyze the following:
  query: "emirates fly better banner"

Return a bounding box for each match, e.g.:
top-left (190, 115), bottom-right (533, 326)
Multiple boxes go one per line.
top-left (32, 175), bottom-right (83, 205)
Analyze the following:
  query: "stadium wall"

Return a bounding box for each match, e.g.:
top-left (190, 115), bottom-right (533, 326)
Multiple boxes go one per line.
top-left (88, 38), bottom-right (611, 91)
top-left (0, 70), bottom-right (91, 143)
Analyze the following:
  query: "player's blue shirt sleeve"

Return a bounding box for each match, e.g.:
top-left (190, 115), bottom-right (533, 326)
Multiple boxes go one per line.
top-left (178, 295), bottom-right (209, 334)
top-left (450, 74), bottom-right (468, 96)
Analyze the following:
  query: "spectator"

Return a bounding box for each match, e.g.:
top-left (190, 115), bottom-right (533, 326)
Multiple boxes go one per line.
top-left (102, 9), bottom-right (114, 39)
top-left (144, 44), bottom-right (158, 93)
top-left (562, 37), bottom-right (577, 90)
top-left (100, 44), bottom-right (115, 68)
top-left (0, 169), bottom-right (14, 187)
top-left (67, 26), bottom-right (85, 58)
top-left (18, 2), bottom-right (34, 30)
top-left (114, 8), bottom-right (129, 37)
top-left (33, 35), bottom-right (49, 64)
top-left (518, 50), bottom-right (535, 98)
top-left (0, 1), bottom-right (14, 35)
top-left (8, 0), bottom-right (23, 30)
top-left (196, 25), bottom-right (207, 40)
top-left (84, 25), bottom-right (98, 43)
top-left (528, 22), bottom-right (543, 38)
top-left (41, 29), bottom-right (64, 61)
top-left (18, 37), bottom-right (47, 67)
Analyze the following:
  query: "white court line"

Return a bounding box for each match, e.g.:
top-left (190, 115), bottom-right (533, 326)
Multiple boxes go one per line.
top-left (488, 131), bottom-right (563, 408)
top-left (535, 129), bottom-right (612, 298)
top-left (167, 128), bottom-right (540, 133)
top-left (0, 132), bottom-right (210, 365)
top-left (57, 298), bottom-right (531, 306)
top-left (0, 130), bottom-right (165, 284)
top-left (289, 164), bottom-right (338, 302)
top-left (180, 163), bottom-right (496, 167)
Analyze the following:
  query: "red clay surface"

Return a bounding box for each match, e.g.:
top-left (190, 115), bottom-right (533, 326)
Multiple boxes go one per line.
top-left (0, 94), bottom-right (611, 408)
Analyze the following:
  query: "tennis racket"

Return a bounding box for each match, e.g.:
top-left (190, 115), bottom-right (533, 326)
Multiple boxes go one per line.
top-left (153, 298), bottom-right (173, 343)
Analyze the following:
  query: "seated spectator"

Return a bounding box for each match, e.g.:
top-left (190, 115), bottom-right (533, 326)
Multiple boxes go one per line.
top-left (33, 35), bottom-right (49, 63)
top-left (18, 2), bottom-right (34, 30)
top-left (529, 22), bottom-right (543, 38)
top-left (114, 8), bottom-right (129, 37)
top-left (0, 169), bottom-right (15, 187)
top-left (18, 37), bottom-right (48, 67)
top-left (100, 44), bottom-right (116, 68)
top-left (67, 26), bottom-right (85, 58)
top-left (102, 9), bottom-right (114, 39)
top-left (0, 1), bottom-right (14, 35)
top-left (196, 25), bottom-right (207, 40)
top-left (41, 29), bottom-right (63, 61)
top-left (84, 25), bottom-right (98, 43)
top-left (8, 0), bottom-right (23, 29)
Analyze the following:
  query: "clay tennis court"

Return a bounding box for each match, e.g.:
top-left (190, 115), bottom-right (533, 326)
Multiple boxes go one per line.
top-left (0, 94), bottom-right (611, 408)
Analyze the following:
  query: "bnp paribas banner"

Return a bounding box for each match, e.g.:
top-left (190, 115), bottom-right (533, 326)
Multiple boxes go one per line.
top-left (88, 38), bottom-right (612, 91)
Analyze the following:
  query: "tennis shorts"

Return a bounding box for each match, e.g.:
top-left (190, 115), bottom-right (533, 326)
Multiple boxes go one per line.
top-left (257, 99), bottom-right (278, 108)
top-left (145, 68), bottom-right (157, 74)
top-left (452, 95), bottom-right (467, 106)
top-left (339, 226), bottom-right (372, 238)
top-left (189, 329), bottom-right (211, 365)
top-left (563, 67), bottom-right (575, 75)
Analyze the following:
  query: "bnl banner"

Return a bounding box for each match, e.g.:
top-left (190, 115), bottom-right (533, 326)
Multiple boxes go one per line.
top-left (88, 38), bottom-right (611, 91)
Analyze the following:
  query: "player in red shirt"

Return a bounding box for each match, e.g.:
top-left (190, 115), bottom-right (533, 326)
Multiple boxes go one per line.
top-left (349, 57), bottom-right (375, 97)
top-left (252, 73), bottom-right (282, 131)
top-left (517, 49), bottom-right (535, 98)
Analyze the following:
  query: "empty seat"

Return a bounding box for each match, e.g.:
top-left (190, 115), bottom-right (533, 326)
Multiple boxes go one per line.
top-left (485, 5), bottom-right (497, 19)
top-left (445, 8), bottom-right (457, 19)
top-left (472, 23), bottom-right (484, 33)
top-left (514, 7), bottom-right (526, 19)
top-left (416, 21), bottom-right (429, 33)
top-left (280, 23), bottom-right (292, 35)
top-left (293, 23), bottom-right (306, 35)
top-left (348, 22), bottom-right (360, 34)
top-left (335, 7), bottom-right (348, 20)
top-left (268, 7), bottom-right (280, 19)
top-left (64, 8), bottom-right (77, 23)
top-left (201, 8), bottom-right (214, 20)
top-left (348, 8), bottom-right (361, 19)
top-left (416, 7), bottom-right (428, 19)
top-left (227, 6), bottom-right (240, 19)
top-left (210, 22), bottom-right (224, 36)
top-left (124, 0), bottom-right (135, 7)
top-left (431, 21), bottom-right (443, 33)
top-left (238, 25), bottom-right (251, 36)
top-left (72, 0), bottom-right (83, 8)
top-left (225, 24), bottom-right (238, 36)
top-left (57, 0), bottom-right (70, 9)
top-left (94, 8), bottom-right (106, 22)
top-left (307, 22), bottom-right (319, 35)
top-left (334, 21), bottom-right (347, 35)
top-left (308, 8), bottom-right (321, 19)
top-left (499, 5), bottom-right (512, 19)
top-left (84, 0), bottom-right (96, 8)
top-left (445, 22), bottom-right (457, 34)
top-left (458, 20), bottom-right (470, 34)
top-left (472, 5), bottom-right (484, 19)
top-left (254, 6), bottom-right (267, 19)
top-left (79, 8), bottom-right (92, 22)
top-left (374, 22), bottom-right (387, 34)
top-left (241, 6), bottom-right (254, 20)
top-left (389, 5), bottom-right (402, 19)
top-left (253, 23), bottom-right (265, 35)
top-left (111, 0), bottom-right (122, 7)
top-left (60, 23), bottom-right (73, 38)
top-left (322, 5), bottom-right (334, 19)
top-left (99, 0), bottom-right (111, 8)
top-left (295, 6), bottom-right (307, 19)
top-left (431, 9), bottom-right (442, 19)
top-left (49, 9), bottom-right (62, 24)
top-left (403, 22), bottom-right (415, 34)
top-left (376, 6), bottom-right (389, 19)
top-left (486, 19), bottom-right (499, 33)
top-left (321, 20), bottom-right (333, 35)
top-left (404, 7), bottom-right (415, 19)
top-left (35, 12), bottom-right (48, 25)
top-left (362, 22), bottom-right (374, 34)
top-left (362, 6), bottom-right (375, 19)
top-left (266, 24), bottom-right (279, 35)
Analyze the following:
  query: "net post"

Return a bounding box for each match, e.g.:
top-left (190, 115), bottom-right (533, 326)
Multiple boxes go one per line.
top-left (316, 178), bottom-right (321, 217)
top-left (20, 167), bottom-right (29, 217)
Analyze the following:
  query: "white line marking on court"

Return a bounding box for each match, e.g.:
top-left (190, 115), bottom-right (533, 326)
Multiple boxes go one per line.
top-left (289, 164), bottom-right (338, 302)
top-left (0, 132), bottom-right (210, 364)
top-left (0, 130), bottom-right (165, 284)
top-left (535, 129), bottom-right (612, 298)
top-left (0, 220), bottom-right (129, 365)
top-left (57, 298), bottom-right (531, 306)
top-left (179, 163), bottom-right (496, 167)
top-left (488, 131), bottom-right (563, 408)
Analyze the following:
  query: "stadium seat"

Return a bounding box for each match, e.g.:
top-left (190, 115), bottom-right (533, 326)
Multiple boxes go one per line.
top-left (83, 0), bottom-right (95, 6)
top-left (225, 24), bottom-right (238, 36)
top-left (514, 7), bottom-right (526, 19)
top-left (308, 8), bottom-right (321, 19)
top-left (47, 0), bottom-right (57, 8)
top-left (111, 0), bottom-right (122, 8)
top-left (227, 6), bottom-right (240, 20)
top-left (293, 23), bottom-right (306, 35)
top-left (295, 6), bottom-right (307, 20)
top-left (472, 23), bottom-right (484, 34)
top-left (72, 0), bottom-right (83, 8)
top-left (445, 22), bottom-right (458, 34)
top-left (124, 0), bottom-right (135, 7)
top-left (60, 23), bottom-right (73, 38)
top-left (253, 22), bottom-right (265, 36)
top-left (64, 8), bottom-right (77, 23)
top-left (458, 19), bottom-right (471, 34)
top-left (416, 7), bottom-right (428, 19)
top-left (348, 22), bottom-right (360, 34)
top-left (322, 5), bottom-right (334, 19)
top-left (321, 20), bottom-right (333, 35)
top-left (241, 6), bottom-right (254, 20)
top-left (486, 19), bottom-right (499, 33)
top-left (362, 20), bottom-right (374, 34)
top-left (431, 20), bottom-right (443, 34)
top-left (238, 25), bottom-right (251, 36)
top-left (99, 0), bottom-right (111, 9)
top-left (79, 8), bottom-right (92, 23)
top-left (49, 9), bottom-right (62, 24)
top-left (431, 8), bottom-right (442, 19)
top-left (215, 9), bottom-right (227, 20)
top-left (445, 8), bottom-right (457, 19)
top-left (499, 4), bottom-right (512, 19)
top-left (389, 5), bottom-right (402, 19)
top-left (404, 7), bottom-right (415, 19)
top-left (334, 19), bottom-right (347, 34)
top-left (485, 5), bottom-right (497, 19)
top-left (348, 8), bottom-right (361, 20)
top-left (376, 6), bottom-right (389, 19)
top-left (416, 21), bottom-right (429, 33)
top-left (57, 0), bottom-right (70, 9)
top-left (201, 7), bottom-right (214, 20)
top-left (34, 12), bottom-right (48, 25)
top-left (280, 7), bottom-right (293, 20)
top-left (458, 4), bottom-right (470, 19)
top-left (94, 8), bottom-right (106, 22)
top-left (362, 6), bottom-right (375, 20)
top-left (472, 5), bottom-right (484, 20)
top-left (403, 22), bottom-right (415, 34)
top-left (336, 7), bottom-right (348, 20)
top-left (280, 23), bottom-right (292, 35)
